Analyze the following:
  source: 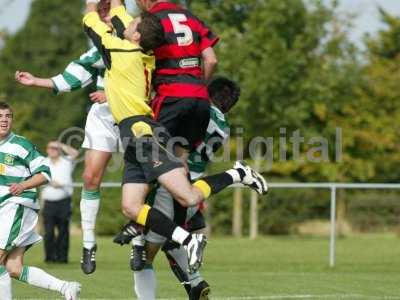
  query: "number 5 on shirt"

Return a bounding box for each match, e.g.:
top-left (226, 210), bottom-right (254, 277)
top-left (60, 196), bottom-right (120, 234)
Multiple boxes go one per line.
top-left (168, 13), bottom-right (194, 46)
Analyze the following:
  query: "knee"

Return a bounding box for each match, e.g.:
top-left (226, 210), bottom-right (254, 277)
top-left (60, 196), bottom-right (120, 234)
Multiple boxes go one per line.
top-left (175, 185), bottom-right (203, 208)
top-left (122, 203), bottom-right (141, 220)
top-left (177, 199), bottom-right (191, 208)
top-left (82, 169), bottom-right (102, 189)
top-left (5, 261), bottom-right (22, 279)
top-left (175, 194), bottom-right (199, 208)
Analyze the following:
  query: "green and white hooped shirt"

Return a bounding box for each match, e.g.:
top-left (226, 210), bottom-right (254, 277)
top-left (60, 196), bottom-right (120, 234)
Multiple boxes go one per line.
top-left (0, 133), bottom-right (51, 210)
top-left (51, 46), bottom-right (106, 94)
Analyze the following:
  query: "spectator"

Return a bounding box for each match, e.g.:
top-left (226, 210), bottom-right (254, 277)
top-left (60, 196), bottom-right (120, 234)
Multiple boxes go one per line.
top-left (41, 141), bottom-right (79, 263)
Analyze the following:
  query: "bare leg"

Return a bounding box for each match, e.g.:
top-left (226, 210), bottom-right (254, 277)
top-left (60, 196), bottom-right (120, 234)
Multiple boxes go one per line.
top-left (158, 161), bottom-right (268, 209)
top-left (82, 149), bottom-right (111, 190)
top-left (157, 168), bottom-right (204, 207)
top-left (80, 149), bottom-right (111, 274)
top-left (121, 183), bottom-right (150, 220)
top-left (5, 247), bottom-right (80, 298)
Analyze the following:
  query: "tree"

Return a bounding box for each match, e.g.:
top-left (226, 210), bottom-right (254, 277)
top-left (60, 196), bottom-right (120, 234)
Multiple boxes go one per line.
top-left (193, 0), bottom-right (362, 181)
top-left (0, 0), bottom-right (89, 149)
top-left (349, 8), bottom-right (400, 182)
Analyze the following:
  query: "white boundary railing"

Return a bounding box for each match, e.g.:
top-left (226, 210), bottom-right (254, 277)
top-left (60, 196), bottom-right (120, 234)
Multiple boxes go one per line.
top-left (71, 182), bottom-right (400, 268)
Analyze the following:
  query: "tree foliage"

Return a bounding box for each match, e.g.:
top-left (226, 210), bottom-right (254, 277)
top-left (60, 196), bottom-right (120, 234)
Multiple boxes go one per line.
top-left (190, 0), bottom-right (364, 181)
top-left (0, 0), bottom-right (88, 149)
top-left (350, 8), bottom-right (400, 182)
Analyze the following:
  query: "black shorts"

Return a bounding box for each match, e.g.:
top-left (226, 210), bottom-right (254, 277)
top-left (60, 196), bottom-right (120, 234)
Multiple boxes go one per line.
top-left (152, 97), bottom-right (211, 150)
top-left (119, 116), bottom-right (183, 184)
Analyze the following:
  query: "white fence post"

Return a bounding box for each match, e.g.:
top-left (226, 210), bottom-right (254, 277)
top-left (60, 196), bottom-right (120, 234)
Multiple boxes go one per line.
top-left (329, 185), bottom-right (337, 268)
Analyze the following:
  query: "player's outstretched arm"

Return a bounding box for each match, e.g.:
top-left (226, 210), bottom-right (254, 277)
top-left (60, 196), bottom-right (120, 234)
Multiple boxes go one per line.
top-left (16, 46), bottom-right (105, 94)
top-left (15, 71), bottom-right (54, 89)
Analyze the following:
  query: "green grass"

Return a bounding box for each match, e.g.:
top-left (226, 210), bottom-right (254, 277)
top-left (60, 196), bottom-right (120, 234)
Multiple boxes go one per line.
top-left (13, 234), bottom-right (400, 299)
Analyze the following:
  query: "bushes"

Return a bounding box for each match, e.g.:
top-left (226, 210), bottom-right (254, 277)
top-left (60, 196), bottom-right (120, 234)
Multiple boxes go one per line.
top-left (208, 184), bottom-right (330, 235)
top-left (346, 191), bottom-right (400, 232)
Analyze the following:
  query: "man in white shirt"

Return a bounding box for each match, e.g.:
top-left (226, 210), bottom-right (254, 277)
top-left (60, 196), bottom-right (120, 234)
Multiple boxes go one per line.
top-left (41, 141), bottom-right (78, 263)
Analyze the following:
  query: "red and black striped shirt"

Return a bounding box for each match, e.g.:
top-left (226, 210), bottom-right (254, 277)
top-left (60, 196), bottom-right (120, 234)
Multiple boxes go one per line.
top-left (150, 2), bottom-right (219, 100)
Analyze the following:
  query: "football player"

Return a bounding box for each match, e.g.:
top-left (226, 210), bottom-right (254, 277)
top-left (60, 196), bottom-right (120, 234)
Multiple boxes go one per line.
top-left (83, 0), bottom-right (267, 275)
top-left (112, 0), bottom-right (219, 164)
top-left (15, 0), bottom-right (123, 275)
top-left (114, 76), bottom-right (241, 300)
top-left (0, 102), bottom-right (81, 300)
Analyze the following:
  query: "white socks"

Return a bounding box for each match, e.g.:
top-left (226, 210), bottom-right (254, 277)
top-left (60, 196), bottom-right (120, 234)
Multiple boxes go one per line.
top-left (1, 265), bottom-right (69, 299)
top-left (171, 227), bottom-right (190, 245)
top-left (0, 267), bottom-right (12, 300)
top-left (80, 189), bottom-right (101, 249)
top-left (18, 266), bottom-right (67, 295)
top-left (134, 266), bottom-right (157, 300)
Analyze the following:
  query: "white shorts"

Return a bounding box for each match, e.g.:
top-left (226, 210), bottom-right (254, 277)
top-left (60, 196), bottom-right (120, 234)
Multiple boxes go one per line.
top-left (145, 187), bottom-right (199, 245)
top-left (82, 103), bottom-right (122, 153)
top-left (0, 202), bottom-right (42, 252)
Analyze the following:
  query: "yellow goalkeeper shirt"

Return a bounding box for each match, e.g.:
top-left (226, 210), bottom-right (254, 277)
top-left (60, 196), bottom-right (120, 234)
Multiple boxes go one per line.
top-left (83, 9), bottom-right (154, 124)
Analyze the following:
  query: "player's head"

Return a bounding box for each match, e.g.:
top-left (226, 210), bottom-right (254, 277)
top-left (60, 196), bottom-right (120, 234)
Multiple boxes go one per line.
top-left (0, 102), bottom-right (13, 139)
top-left (46, 141), bottom-right (61, 159)
top-left (135, 0), bottom-right (160, 11)
top-left (208, 76), bottom-right (241, 114)
top-left (124, 12), bottom-right (164, 52)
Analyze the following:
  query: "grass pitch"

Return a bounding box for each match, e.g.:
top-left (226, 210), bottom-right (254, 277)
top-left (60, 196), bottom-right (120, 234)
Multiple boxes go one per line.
top-left (13, 234), bottom-right (400, 299)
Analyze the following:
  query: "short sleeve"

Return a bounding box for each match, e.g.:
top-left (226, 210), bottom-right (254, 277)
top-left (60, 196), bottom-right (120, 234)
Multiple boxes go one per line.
top-left (198, 20), bottom-right (219, 51)
top-left (24, 147), bottom-right (51, 181)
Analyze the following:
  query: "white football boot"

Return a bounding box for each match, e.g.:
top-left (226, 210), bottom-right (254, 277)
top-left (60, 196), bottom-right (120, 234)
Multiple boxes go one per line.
top-left (234, 161), bottom-right (268, 195)
top-left (185, 233), bottom-right (207, 274)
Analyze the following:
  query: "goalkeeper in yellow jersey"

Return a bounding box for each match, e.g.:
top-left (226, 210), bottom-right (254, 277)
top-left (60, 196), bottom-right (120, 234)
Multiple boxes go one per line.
top-left (83, 0), bottom-right (267, 273)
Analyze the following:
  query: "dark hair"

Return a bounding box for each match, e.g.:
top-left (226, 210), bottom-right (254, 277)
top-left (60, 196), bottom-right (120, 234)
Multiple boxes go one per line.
top-left (137, 11), bottom-right (165, 52)
top-left (0, 102), bottom-right (13, 114)
top-left (208, 77), bottom-right (241, 113)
